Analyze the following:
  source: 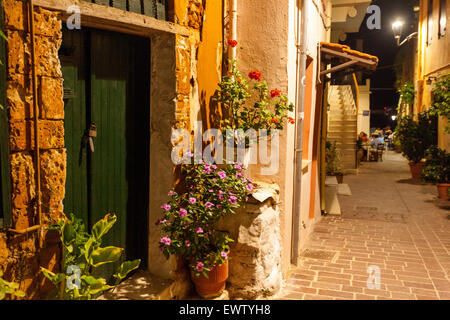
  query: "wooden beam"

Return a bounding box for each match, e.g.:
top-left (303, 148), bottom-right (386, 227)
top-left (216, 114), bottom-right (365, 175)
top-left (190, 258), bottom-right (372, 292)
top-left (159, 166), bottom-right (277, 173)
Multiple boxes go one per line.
top-left (33, 0), bottom-right (191, 38)
top-left (321, 47), bottom-right (377, 66)
top-left (320, 60), bottom-right (358, 76)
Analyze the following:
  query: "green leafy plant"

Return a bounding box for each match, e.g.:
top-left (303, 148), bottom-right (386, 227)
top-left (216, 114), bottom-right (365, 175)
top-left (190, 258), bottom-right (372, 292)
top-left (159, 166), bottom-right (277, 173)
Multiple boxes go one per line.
top-left (325, 141), bottom-right (343, 176)
top-left (428, 74), bottom-right (450, 133)
top-left (0, 270), bottom-right (25, 300)
top-left (157, 156), bottom-right (252, 278)
top-left (399, 83), bottom-right (415, 106)
top-left (41, 213), bottom-right (140, 300)
top-left (214, 60), bottom-right (295, 134)
top-left (421, 146), bottom-right (450, 184)
top-left (395, 111), bottom-right (437, 163)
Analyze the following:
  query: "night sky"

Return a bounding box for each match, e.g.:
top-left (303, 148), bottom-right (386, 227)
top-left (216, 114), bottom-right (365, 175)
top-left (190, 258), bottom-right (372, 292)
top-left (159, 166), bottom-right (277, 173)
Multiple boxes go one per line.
top-left (342, 0), bottom-right (419, 128)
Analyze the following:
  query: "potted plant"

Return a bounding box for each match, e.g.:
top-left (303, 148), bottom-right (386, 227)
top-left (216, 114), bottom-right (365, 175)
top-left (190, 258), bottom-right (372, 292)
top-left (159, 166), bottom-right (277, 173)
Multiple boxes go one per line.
top-left (326, 141), bottom-right (344, 183)
top-left (356, 137), bottom-right (364, 166)
top-left (213, 49), bottom-right (294, 167)
top-left (393, 138), bottom-right (402, 153)
top-left (157, 155), bottom-right (253, 298)
top-left (422, 146), bottom-right (450, 200)
top-left (396, 111), bottom-right (437, 179)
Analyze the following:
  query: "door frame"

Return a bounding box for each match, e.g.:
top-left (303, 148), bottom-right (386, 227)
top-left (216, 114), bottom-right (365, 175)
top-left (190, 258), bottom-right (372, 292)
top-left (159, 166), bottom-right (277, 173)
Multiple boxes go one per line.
top-left (51, 4), bottom-right (181, 278)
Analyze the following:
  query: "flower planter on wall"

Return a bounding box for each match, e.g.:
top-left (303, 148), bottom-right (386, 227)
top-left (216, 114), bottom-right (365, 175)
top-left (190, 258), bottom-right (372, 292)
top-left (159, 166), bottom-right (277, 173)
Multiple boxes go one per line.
top-left (437, 184), bottom-right (450, 200)
top-left (190, 260), bottom-right (229, 299)
top-left (409, 162), bottom-right (425, 179)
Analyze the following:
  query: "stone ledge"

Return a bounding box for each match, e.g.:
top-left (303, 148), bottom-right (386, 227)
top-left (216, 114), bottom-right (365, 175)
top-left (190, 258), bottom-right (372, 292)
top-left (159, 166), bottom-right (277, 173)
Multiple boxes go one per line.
top-left (98, 271), bottom-right (192, 300)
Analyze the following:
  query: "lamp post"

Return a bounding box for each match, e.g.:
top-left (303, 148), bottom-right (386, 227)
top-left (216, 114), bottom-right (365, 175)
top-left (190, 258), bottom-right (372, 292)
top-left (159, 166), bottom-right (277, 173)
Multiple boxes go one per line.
top-left (392, 19), bottom-right (418, 46)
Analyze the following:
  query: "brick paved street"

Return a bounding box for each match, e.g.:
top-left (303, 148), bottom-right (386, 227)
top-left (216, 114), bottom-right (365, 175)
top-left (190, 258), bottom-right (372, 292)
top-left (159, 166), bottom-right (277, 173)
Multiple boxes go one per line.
top-left (278, 152), bottom-right (450, 300)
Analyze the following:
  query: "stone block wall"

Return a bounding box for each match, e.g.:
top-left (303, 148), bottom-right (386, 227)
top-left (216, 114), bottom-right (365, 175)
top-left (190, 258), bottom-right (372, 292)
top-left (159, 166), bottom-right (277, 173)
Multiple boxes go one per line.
top-left (216, 182), bottom-right (283, 299)
top-left (0, 0), bottom-right (222, 299)
top-left (0, 0), bottom-right (65, 299)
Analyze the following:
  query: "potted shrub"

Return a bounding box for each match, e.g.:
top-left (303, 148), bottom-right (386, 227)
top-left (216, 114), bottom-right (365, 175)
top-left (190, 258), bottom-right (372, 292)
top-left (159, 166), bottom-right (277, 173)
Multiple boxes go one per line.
top-left (213, 50), bottom-right (294, 168)
top-left (157, 155), bottom-right (253, 298)
top-left (356, 137), bottom-right (364, 166)
top-left (326, 141), bottom-right (344, 183)
top-left (396, 111), bottom-right (437, 179)
top-left (393, 138), bottom-right (402, 153)
top-left (422, 146), bottom-right (450, 200)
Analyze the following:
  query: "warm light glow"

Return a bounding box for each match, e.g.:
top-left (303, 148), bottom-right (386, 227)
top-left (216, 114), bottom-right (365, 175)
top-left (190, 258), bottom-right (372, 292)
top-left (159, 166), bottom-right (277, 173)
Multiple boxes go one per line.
top-left (391, 115), bottom-right (397, 121)
top-left (392, 20), bottom-right (404, 39)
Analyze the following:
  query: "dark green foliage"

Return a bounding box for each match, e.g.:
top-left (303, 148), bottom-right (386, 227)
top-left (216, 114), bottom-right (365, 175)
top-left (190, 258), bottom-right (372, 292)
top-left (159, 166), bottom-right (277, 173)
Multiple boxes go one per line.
top-left (422, 146), bottom-right (450, 184)
top-left (396, 111), bottom-right (437, 163)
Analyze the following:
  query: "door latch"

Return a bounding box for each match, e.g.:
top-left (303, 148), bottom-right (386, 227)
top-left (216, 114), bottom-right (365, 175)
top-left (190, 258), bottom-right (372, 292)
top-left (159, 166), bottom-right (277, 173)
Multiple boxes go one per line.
top-left (85, 123), bottom-right (97, 153)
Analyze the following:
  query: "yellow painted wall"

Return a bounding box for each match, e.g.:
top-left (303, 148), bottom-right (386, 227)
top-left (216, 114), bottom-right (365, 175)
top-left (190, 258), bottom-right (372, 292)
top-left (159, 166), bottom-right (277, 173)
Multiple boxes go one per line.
top-left (417, 0), bottom-right (450, 151)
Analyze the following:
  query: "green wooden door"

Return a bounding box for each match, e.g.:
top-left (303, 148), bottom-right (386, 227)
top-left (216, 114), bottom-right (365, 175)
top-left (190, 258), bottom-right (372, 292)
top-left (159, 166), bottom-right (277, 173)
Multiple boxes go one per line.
top-left (61, 28), bottom-right (150, 280)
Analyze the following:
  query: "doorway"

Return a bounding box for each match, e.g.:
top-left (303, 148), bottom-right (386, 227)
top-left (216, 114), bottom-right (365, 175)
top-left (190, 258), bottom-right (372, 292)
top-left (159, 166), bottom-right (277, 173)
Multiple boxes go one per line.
top-left (60, 27), bottom-right (151, 279)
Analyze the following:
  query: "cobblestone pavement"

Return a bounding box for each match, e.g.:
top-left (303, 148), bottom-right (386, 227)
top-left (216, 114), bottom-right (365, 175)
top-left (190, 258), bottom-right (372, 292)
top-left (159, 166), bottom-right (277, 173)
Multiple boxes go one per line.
top-left (278, 152), bottom-right (450, 300)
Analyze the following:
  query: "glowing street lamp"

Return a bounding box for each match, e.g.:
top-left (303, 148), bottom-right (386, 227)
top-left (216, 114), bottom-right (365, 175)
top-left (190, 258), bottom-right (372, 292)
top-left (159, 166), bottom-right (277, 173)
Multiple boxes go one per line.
top-left (392, 19), bottom-right (417, 46)
top-left (392, 20), bottom-right (404, 41)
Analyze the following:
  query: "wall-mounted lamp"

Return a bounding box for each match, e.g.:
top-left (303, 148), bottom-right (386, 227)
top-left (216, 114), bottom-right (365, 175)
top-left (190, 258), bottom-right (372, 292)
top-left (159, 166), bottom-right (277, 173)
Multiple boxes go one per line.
top-left (426, 76), bottom-right (437, 85)
top-left (392, 19), bottom-right (418, 46)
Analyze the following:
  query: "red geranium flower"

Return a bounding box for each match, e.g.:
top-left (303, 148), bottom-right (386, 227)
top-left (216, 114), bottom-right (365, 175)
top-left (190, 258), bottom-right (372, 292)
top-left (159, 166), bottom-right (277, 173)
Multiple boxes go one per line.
top-left (227, 39), bottom-right (238, 47)
top-left (271, 118), bottom-right (280, 124)
top-left (270, 89), bottom-right (282, 98)
top-left (288, 116), bottom-right (295, 124)
top-left (248, 70), bottom-right (262, 81)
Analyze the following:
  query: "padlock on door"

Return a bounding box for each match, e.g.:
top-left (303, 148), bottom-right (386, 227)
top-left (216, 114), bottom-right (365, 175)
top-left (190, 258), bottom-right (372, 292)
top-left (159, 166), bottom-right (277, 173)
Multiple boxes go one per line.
top-left (88, 123), bottom-right (97, 152)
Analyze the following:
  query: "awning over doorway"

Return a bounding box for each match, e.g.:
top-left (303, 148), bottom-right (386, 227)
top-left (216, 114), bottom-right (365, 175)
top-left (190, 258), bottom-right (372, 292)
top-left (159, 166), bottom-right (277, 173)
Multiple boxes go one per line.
top-left (320, 42), bottom-right (379, 77)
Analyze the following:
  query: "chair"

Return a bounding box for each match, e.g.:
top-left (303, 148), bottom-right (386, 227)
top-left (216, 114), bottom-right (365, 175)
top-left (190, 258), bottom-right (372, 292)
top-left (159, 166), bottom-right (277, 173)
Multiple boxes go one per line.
top-left (376, 143), bottom-right (385, 161)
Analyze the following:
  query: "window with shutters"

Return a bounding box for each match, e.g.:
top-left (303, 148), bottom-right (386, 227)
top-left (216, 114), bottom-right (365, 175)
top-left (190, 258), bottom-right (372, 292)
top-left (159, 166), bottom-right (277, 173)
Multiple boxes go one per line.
top-left (86, 0), bottom-right (169, 20)
top-left (427, 0), bottom-right (434, 46)
top-left (439, 0), bottom-right (447, 38)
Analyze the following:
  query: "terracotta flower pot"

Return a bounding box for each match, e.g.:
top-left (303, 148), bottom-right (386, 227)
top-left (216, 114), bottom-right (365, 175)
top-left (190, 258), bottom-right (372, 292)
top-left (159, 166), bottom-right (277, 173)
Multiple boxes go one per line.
top-left (409, 162), bottom-right (425, 179)
top-left (190, 260), bottom-right (229, 299)
top-left (437, 183), bottom-right (450, 200)
top-left (336, 174), bottom-right (344, 184)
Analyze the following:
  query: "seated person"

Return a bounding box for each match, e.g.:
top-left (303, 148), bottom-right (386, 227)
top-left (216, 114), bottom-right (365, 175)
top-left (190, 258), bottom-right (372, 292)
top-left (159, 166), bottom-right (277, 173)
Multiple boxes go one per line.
top-left (359, 131), bottom-right (368, 142)
top-left (370, 134), bottom-right (384, 149)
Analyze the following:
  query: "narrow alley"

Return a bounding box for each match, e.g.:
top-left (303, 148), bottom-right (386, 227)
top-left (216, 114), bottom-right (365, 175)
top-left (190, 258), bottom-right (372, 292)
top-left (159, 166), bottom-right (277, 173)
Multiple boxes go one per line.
top-left (280, 152), bottom-right (450, 300)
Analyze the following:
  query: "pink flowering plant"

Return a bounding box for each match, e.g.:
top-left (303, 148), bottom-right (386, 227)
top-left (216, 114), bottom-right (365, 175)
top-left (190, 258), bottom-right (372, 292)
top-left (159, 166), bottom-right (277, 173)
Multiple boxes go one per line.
top-left (157, 156), bottom-right (253, 278)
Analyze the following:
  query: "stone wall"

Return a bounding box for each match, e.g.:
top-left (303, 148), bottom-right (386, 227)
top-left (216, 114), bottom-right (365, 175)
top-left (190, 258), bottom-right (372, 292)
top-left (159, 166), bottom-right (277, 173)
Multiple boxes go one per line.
top-left (0, 0), bottom-right (65, 299)
top-left (0, 0), bottom-right (223, 299)
top-left (216, 182), bottom-right (283, 299)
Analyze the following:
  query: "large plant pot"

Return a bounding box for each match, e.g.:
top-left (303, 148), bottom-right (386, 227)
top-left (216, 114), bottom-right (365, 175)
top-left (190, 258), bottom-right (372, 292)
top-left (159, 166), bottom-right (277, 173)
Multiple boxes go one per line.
top-left (437, 183), bottom-right (450, 200)
top-left (357, 149), bottom-right (364, 166)
top-left (335, 174), bottom-right (344, 184)
top-left (190, 260), bottom-right (229, 299)
top-left (409, 162), bottom-right (425, 179)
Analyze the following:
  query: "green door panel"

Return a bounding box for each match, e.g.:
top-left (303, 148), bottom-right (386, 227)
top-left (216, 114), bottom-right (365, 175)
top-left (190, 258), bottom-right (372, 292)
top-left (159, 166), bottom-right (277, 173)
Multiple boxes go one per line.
top-left (61, 28), bottom-right (150, 281)
top-left (61, 29), bottom-right (89, 225)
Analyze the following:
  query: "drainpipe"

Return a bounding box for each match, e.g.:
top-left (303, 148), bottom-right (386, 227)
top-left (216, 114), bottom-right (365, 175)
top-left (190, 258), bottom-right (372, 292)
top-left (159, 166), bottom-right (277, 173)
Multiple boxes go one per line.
top-left (291, 0), bottom-right (309, 265)
top-left (29, 0), bottom-right (43, 240)
top-left (228, 0), bottom-right (237, 62)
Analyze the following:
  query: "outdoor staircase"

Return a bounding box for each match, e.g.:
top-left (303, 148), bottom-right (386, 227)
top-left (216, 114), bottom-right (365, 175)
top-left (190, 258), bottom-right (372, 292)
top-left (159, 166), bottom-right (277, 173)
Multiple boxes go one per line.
top-left (327, 85), bottom-right (357, 173)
